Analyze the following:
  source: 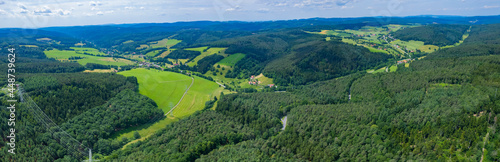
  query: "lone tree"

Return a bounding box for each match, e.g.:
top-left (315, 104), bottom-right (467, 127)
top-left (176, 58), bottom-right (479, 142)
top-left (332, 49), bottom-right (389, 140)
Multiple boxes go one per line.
top-left (134, 131), bottom-right (141, 139)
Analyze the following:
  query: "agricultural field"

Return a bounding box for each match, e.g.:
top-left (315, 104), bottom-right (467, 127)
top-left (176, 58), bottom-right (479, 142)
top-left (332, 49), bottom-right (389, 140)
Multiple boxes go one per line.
top-left (123, 54), bottom-right (146, 62)
top-left (419, 45), bottom-right (439, 53)
top-left (20, 45), bottom-right (38, 48)
top-left (44, 49), bottom-right (134, 66)
top-left (186, 47), bottom-right (226, 66)
top-left (83, 69), bottom-right (115, 73)
top-left (70, 47), bottom-right (107, 55)
top-left (145, 49), bottom-right (162, 57)
top-left (155, 49), bottom-right (174, 58)
top-left (118, 68), bottom-right (193, 113)
top-left (216, 53), bottom-right (245, 67)
top-left (122, 40), bottom-right (134, 44)
top-left (114, 68), bottom-right (226, 148)
top-left (148, 38), bottom-right (182, 48)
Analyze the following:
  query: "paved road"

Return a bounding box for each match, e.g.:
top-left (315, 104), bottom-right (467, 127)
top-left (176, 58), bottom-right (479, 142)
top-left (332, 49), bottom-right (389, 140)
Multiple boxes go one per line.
top-left (165, 77), bottom-right (194, 116)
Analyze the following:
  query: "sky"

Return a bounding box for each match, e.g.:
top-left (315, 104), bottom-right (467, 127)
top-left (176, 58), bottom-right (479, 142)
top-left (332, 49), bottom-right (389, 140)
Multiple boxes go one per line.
top-left (0, 0), bottom-right (499, 28)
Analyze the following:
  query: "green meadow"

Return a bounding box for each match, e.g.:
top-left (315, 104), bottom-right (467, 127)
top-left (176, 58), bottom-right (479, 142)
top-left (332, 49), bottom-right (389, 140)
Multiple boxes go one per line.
top-left (217, 53), bottom-right (245, 67)
top-left (44, 49), bottom-right (133, 66)
top-left (70, 47), bottom-right (107, 55)
top-left (186, 47), bottom-right (226, 66)
top-left (114, 68), bottom-right (225, 148)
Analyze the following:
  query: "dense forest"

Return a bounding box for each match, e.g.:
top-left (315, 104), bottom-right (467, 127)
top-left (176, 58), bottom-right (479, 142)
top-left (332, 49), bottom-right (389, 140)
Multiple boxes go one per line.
top-left (107, 23), bottom-right (500, 161)
top-left (392, 24), bottom-right (469, 46)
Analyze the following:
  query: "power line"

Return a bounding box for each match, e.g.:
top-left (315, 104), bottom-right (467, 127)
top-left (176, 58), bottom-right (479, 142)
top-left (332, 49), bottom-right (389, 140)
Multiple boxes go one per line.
top-left (19, 87), bottom-right (90, 159)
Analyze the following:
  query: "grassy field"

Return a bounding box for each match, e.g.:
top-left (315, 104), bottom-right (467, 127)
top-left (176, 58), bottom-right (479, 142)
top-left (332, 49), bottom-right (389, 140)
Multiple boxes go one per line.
top-left (20, 45), bottom-right (38, 48)
top-left (118, 68), bottom-right (193, 112)
top-left (114, 68), bottom-right (226, 148)
top-left (149, 38), bottom-right (169, 48)
top-left (145, 50), bottom-right (162, 57)
top-left (123, 54), bottom-right (146, 62)
top-left (83, 69), bottom-right (115, 73)
top-left (419, 45), bottom-right (439, 53)
top-left (45, 49), bottom-right (134, 66)
top-left (148, 38), bottom-right (182, 48)
top-left (186, 47), bottom-right (226, 66)
top-left (217, 53), bottom-right (245, 67)
top-left (136, 44), bottom-right (149, 50)
top-left (122, 40), bottom-right (134, 44)
top-left (70, 47), bottom-right (107, 55)
top-left (156, 50), bottom-right (173, 58)
top-left (389, 65), bottom-right (398, 72)
top-left (166, 39), bottom-right (182, 46)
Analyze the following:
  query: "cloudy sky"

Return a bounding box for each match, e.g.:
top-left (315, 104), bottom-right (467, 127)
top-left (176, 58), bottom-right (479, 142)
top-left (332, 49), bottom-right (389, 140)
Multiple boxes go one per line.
top-left (0, 0), bottom-right (499, 28)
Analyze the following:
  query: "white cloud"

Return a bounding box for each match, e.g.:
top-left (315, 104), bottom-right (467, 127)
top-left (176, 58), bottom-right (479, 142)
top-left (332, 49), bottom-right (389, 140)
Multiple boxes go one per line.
top-left (17, 3), bottom-right (27, 10)
top-left (33, 6), bottom-right (52, 15)
top-left (0, 9), bottom-right (7, 15)
top-left (89, 1), bottom-right (102, 7)
top-left (77, 2), bottom-right (83, 6)
top-left (225, 5), bottom-right (241, 11)
top-left (483, 5), bottom-right (499, 9)
top-left (124, 6), bottom-right (135, 10)
top-left (54, 9), bottom-right (71, 16)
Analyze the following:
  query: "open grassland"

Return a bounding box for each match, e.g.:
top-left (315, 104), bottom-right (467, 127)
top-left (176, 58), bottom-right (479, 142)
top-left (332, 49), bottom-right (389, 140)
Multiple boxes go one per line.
top-left (136, 44), bottom-right (149, 50)
top-left (20, 45), bottom-right (38, 48)
top-left (149, 38), bottom-right (169, 48)
top-left (217, 53), bottom-right (246, 67)
top-left (44, 49), bottom-right (133, 66)
top-left (145, 49), bottom-right (162, 57)
top-left (70, 47), bottom-right (107, 55)
top-left (186, 47), bottom-right (226, 66)
top-left (123, 54), bottom-right (146, 62)
top-left (114, 68), bottom-right (225, 148)
top-left (390, 40), bottom-right (425, 51)
top-left (118, 68), bottom-right (192, 113)
top-left (389, 65), bottom-right (398, 72)
top-left (122, 40), bottom-right (134, 44)
top-left (147, 38), bottom-right (182, 49)
top-left (419, 45), bottom-right (439, 53)
top-left (83, 69), bottom-right (115, 73)
top-left (170, 75), bottom-right (223, 118)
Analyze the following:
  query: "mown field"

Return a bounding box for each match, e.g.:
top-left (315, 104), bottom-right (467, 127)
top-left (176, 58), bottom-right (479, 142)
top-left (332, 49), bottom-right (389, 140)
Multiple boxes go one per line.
top-left (114, 68), bottom-right (226, 148)
top-left (118, 68), bottom-right (193, 113)
top-left (44, 48), bottom-right (134, 66)
top-left (216, 53), bottom-right (245, 67)
top-left (186, 47), bottom-right (227, 67)
top-left (70, 47), bottom-right (107, 55)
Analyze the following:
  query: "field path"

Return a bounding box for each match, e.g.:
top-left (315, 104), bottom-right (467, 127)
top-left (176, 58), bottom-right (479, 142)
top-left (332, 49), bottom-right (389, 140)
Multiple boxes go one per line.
top-left (165, 77), bottom-right (194, 116)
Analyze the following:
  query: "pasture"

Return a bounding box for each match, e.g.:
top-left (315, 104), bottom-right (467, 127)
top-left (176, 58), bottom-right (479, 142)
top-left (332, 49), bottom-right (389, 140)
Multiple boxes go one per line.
top-left (217, 53), bottom-right (245, 67)
top-left (186, 47), bottom-right (226, 66)
top-left (70, 47), bottom-right (107, 55)
top-left (44, 49), bottom-right (133, 66)
top-left (114, 68), bottom-right (226, 147)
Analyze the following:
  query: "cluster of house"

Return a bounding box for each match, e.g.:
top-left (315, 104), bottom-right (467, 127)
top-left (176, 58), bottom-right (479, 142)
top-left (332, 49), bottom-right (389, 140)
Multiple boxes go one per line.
top-left (138, 62), bottom-right (164, 70)
top-left (397, 59), bottom-right (413, 64)
top-left (248, 75), bottom-right (261, 85)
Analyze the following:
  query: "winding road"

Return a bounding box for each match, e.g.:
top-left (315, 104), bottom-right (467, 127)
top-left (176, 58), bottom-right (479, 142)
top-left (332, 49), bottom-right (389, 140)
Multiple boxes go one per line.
top-left (165, 77), bottom-right (194, 116)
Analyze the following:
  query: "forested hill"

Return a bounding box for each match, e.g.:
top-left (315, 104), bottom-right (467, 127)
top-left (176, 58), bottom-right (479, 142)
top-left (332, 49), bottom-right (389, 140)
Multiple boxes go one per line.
top-left (207, 30), bottom-right (391, 85)
top-left (108, 22), bottom-right (500, 161)
top-left (35, 15), bottom-right (500, 48)
top-left (392, 24), bottom-right (469, 46)
top-left (426, 23), bottom-right (500, 59)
